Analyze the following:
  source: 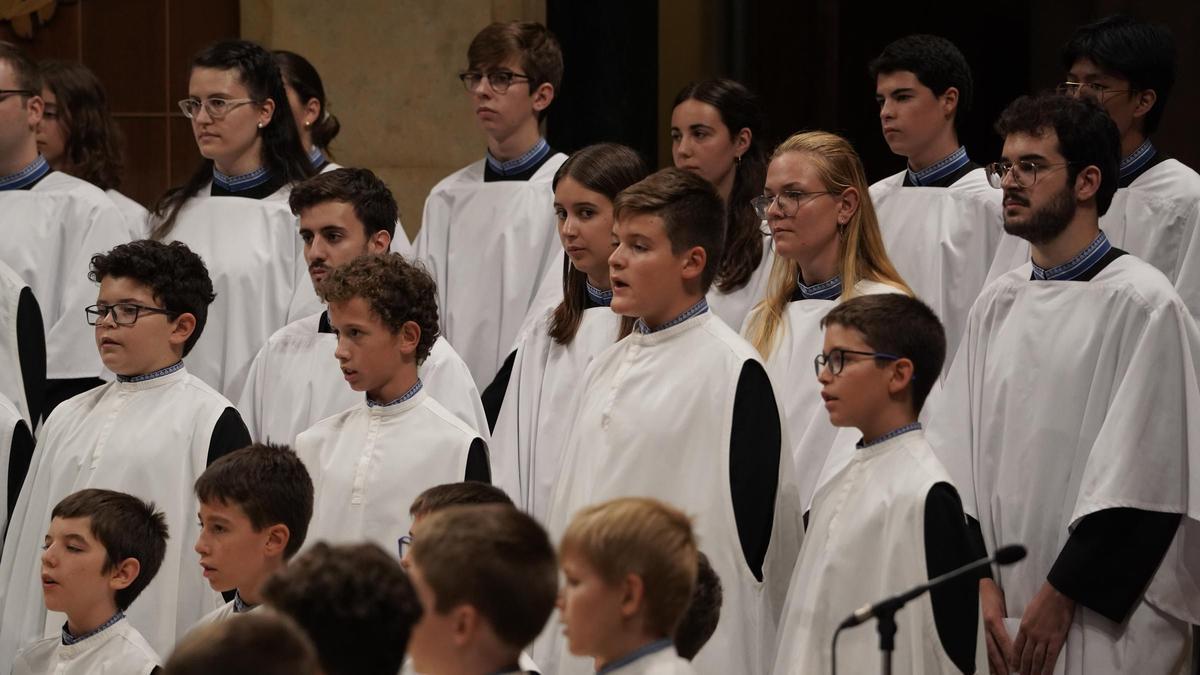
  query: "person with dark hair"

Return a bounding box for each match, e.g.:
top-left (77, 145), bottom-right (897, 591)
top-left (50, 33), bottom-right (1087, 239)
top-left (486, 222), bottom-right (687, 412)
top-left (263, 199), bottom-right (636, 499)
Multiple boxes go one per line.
top-left (867, 34), bottom-right (1008, 367)
top-left (0, 239), bottom-right (251, 665)
top-left (273, 50), bottom-right (341, 173)
top-left (0, 42), bottom-right (139, 418)
top-left (295, 253), bottom-right (490, 558)
top-left (262, 541), bottom-right (421, 675)
top-left (36, 60), bottom-right (148, 229)
top-left (191, 443), bottom-right (313, 625)
top-left (928, 93), bottom-right (1198, 675)
top-left (671, 78), bottom-right (773, 330)
top-left (538, 168), bottom-right (802, 675)
top-left (485, 143), bottom-right (646, 519)
top-left (11, 488), bottom-right (167, 674)
top-left (414, 21), bottom-right (567, 387)
top-left (165, 611), bottom-right (319, 675)
top-left (237, 167), bottom-right (485, 447)
top-left (148, 39), bottom-right (321, 401)
top-left (674, 551), bottom-right (722, 661)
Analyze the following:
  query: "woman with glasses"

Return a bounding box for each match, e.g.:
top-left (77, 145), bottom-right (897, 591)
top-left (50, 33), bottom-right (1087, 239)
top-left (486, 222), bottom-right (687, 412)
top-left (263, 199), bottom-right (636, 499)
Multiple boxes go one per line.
top-left (149, 39), bottom-right (318, 400)
top-left (743, 130), bottom-right (911, 507)
top-left (670, 78), bottom-right (774, 331)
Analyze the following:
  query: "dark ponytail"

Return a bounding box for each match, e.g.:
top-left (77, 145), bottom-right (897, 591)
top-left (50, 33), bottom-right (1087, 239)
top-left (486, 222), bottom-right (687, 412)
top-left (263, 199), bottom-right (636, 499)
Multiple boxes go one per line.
top-left (274, 49), bottom-right (340, 157)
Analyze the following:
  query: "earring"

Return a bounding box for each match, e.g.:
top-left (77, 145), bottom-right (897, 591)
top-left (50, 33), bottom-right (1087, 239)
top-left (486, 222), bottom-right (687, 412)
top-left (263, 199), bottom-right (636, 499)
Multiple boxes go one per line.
top-left (257, 122), bottom-right (263, 128)
top-left (734, 155), bottom-right (742, 164)
top-left (304, 121), bottom-right (311, 127)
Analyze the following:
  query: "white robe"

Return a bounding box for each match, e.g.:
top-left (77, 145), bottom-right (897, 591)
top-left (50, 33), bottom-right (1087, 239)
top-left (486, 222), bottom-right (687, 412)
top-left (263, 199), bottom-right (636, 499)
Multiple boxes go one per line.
top-left (772, 430), bottom-right (986, 675)
top-left (707, 234), bottom-right (775, 332)
top-left (0, 260), bottom-right (35, 425)
top-left (0, 172), bottom-right (138, 381)
top-left (414, 155), bottom-right (568, 385)
top-left (927, 255), bottom-right (1200, 674)
top-left (0, 366), bottom-right (231, 665)
top-left (604, 645), bottom-right (697, 675)
top-left (191, 598), bottom-right (258, 629)
top-left (296, 390), bottom-right (481, 557)
top-left (12, 616), bottom-right (159, 675)
top-left (105, 189), bottom-right (150, 233)
top-left (237, 311), bottom-right (487, 446)
top-left (151, 187), bottom-right (323, 400)
top-left (0, 393), bottom-right (24, 538)
top-left (536, 313), bottom-right (803, 675)
top-left (490, 305), bottom-right (621, 520)
top-left (870, 168), bottom-right (1008, 369)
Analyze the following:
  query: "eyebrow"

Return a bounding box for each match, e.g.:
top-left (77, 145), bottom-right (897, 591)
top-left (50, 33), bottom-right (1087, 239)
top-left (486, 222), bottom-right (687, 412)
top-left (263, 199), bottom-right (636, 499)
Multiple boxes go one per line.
top-left (687, 123), bottom-right (714, 132)
top-left (877, 87), bottom-right (915, 98)
top-left (97, 297), bottom-right (150, 304)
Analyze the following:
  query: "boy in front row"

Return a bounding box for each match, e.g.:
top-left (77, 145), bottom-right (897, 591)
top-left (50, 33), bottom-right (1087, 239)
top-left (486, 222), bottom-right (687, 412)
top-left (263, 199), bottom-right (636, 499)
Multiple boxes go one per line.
top-left (771, 294), bottom-right (984, 675)
top-left (13, 488), bottom-right (168, 674)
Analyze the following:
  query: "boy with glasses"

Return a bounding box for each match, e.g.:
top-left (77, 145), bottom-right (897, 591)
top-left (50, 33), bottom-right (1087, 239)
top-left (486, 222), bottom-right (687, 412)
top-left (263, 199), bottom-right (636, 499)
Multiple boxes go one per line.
top-left (414, 21), bottom-right (567, 386)
top-left (0, 239), bottom-right (250, 667)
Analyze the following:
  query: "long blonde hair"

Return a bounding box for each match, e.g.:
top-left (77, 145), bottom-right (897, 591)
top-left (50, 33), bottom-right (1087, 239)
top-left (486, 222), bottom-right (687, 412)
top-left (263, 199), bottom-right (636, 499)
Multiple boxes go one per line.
top-left (744, 131), bottom-right (911, 358)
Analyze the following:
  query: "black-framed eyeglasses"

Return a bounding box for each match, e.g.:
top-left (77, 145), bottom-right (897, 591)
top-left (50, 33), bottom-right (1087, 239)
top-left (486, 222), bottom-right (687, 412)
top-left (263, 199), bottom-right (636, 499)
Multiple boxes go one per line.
top-left (398, 534), bottom-right (413, 558)
top-left (1055, 81), bottom-right (1135, 102)
top-left (813, 348), bottom-right (901, 377)
top-left (751, 190), bottom-right (837, 220)
top-left (985, 161), bottom-right (1077, 189)
top-left (0, 89), bottom-right (35, 101)
top-left (458, 70), bottom-right (532, 94)
top-left (177, 97), bottom-right (257, 120)
top-left (85, 303), bottom-right (179, 326)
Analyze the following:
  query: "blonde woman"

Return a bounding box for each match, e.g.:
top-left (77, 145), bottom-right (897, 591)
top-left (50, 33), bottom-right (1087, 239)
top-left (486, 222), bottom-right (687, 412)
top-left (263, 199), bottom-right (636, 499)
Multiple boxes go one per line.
top-left (743, 130), bottom-right (911, 506)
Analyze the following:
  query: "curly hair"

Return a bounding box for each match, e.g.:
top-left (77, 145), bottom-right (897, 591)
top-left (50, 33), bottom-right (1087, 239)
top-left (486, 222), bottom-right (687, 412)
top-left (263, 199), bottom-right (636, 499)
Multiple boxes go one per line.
top-left (261, 542), bottom-right (421, 675)
top-left (869, 34), bottom-right (973, 132)
top-left (39, 60), bottom-right (125, 191)
top-left (318, 253), bottom-right (439, 364)
top-left (88, 239), bottom-right (217, 356)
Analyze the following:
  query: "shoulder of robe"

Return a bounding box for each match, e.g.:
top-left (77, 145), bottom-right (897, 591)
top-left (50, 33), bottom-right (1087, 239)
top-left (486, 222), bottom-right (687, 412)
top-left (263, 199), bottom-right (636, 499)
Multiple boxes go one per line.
top-left (700, 314), bottom-right (766, 365)
top-left (420, 395), bottom-right (482, 439)
top-left (429, 160), bottom-right (487, 194)
top-left (868, 169), bottom-right (907, 198)
top-left (267, 312), bottom-right (324, 345)
top-left (1126, 159), bottom-right (1200, 208)
top-left (1098, 254), bottom-right (1189, 313)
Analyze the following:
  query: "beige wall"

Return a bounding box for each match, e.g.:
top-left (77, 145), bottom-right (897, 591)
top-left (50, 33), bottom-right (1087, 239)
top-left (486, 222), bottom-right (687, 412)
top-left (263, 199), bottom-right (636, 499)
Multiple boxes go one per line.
top-left (241, 0), bottom-right (546, 242)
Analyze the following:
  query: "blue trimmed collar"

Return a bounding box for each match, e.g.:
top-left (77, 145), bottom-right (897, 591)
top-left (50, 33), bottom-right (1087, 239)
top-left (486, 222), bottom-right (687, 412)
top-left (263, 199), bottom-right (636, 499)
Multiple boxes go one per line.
top-left (486, 138), bottom-right (551, 176)
top-left (232, 590), bottom-right (256, 614)
top-left (858, 422), bottom-right (922, 449)
top-left (1031, 231), bottom-right (1112, 281)
top-left (0, 154), bottom-right (50, 191)
top-left (586, 280), bottom-right (613, 307)
top-left (213, 165), bottom-right (272, 192)
top-left (597, 639), bottom-right (673, 674)
top-left (367, 378), bottom-right (423, 408)
top-left (116, 360), bottom-right (184, 383)
top-left (798, 274), bottom-right (842, 300)
top-left (633, 298), bottom-right (708, 334)
top-left (308, 146), bottom-right (326, 169)
top-left (62, 611), bottom-right (124, 646)
top-left (907, 146), bottom-right (969, 187)
top-left (1119, 139), bottom-right (1156, 180)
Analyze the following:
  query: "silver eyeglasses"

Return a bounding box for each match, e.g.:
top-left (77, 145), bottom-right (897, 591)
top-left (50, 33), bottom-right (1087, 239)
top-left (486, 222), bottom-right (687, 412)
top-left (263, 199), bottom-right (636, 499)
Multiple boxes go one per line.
top-left (177, 97), bottom-right (256, 120)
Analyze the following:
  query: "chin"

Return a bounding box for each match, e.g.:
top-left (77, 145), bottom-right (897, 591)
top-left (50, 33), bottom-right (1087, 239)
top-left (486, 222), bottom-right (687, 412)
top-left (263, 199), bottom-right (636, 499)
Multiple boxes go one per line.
top-left (609, 297), bottom-right (638, 317)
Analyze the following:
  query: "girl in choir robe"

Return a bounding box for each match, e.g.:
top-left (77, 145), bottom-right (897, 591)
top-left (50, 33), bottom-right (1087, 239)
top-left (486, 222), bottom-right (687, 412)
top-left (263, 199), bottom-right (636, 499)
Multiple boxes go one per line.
top-left (0, 240), bottom-right (251, 667)
top-left (36, 60), bottom-right (149, 230)
top-left (149, 39), bottom-right (320, 401)
top-left (743, 131), bottom-right (911, 508)
top-left (671, 79), bottom-right (775, 330)
top-left (295, 253), bottom-right (489, 560)
top-left (487, 143), bottom-right (647, 518)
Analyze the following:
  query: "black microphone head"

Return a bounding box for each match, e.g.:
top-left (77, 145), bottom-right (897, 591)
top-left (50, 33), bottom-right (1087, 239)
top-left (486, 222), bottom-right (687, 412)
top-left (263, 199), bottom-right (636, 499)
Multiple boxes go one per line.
top-left (996, 545), bottom-right (1027, 565)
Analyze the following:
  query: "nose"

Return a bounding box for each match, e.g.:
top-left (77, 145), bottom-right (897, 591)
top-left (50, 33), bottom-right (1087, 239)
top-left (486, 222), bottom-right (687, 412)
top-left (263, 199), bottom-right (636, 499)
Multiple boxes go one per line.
top-left (879, 99), bottom-right (894, 121)
top-left (999, 166), bottom-right (1019, 189)
top-left (334, 335), bottom-right (351, 362)
top-left (194, 532), bottom-right (208, 556)
top-left (41, 544), bottom-right (56, 567)
top-left (608, 244), bottom-right (626, 270)
top-left (816, 358), bottom-right (834, 384)
top-left (561, 214), bottom-right (579, 238)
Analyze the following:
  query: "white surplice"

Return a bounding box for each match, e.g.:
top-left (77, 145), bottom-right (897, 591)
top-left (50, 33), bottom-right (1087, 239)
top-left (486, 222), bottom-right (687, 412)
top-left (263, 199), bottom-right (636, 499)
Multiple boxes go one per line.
top-left (12, 616), bottom-right (159, 675)
top-left (707, 234), bottom-right (776, 333)
top-left (0, 260), bottom-right (36, 425)
top-left (105, 189), bottom-right (150, 233)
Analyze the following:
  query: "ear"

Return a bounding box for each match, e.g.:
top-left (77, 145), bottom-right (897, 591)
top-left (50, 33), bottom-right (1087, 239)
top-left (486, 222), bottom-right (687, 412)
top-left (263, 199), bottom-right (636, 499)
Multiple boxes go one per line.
top-left (24, 93), bottom-right (43, 129)
top-left (836, 187), bottom-right (860, 227)
top-left (169, 312), bottom-right (198, 351)
top-left (368, 229), bottom-right (392, 254)
top-left (257, 97), bottom-right (276, 128)
top-left (679, 245), bottom-right (708, 283)
top-left (531, 82), bottom-right (555, 114)
top-left (263, 523), bottom-right (291, 558)
top-left (1073, 164), bottom-right (1102, 204)
top-left (108, 557), bottom-right (141, 592)
top-left (451, 604), bottom-right (479, 647)
top-left (887, 357), bottom-right (916, 397)
top-left (303, 97), bottom-right (322, 128)
top-left (619, 573), bottom-right (646, 619)
top-left (732, 126), bottom-right (752, 158)
top-left (939, 86), bottom-right (959, 121)
top-left (398, 320), bottom-right (421, 357)
top-left (1131, 88), bottom-right (1157, 124)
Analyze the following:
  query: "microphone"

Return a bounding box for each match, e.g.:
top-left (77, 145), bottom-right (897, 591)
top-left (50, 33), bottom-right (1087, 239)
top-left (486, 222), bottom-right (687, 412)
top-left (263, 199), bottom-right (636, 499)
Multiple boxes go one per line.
top-left (839, 544), bottom-right (1026, 629)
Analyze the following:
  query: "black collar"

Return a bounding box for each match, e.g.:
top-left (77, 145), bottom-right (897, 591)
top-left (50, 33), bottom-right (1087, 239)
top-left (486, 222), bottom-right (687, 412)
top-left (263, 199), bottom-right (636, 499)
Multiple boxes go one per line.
top-left (483, 146), bottom-right (555, 183)
top-left (318, 310), bottom-right (334, 334)
top-left (1029, 246), bottom-right (1127, 282)
top-left (210, 173), bottom-right (287, 200)
top-left (1118, 150), bottom-right (1169, 189)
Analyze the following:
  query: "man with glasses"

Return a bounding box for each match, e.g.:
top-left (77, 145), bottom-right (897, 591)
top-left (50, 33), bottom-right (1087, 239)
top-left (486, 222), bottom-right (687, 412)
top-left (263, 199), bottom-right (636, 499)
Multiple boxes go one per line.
top-left (0, 42), bottom-right (138, 419)
top-left (0, 239), bottom-right (250, 666)
top-left (929, 93), bottom-right (1198, 675)
top-left (413, 21), bottom-right (567, 388)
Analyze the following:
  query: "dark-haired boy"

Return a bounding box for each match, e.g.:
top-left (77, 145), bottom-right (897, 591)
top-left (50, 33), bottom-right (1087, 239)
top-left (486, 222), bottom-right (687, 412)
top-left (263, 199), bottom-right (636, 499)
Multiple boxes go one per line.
top-left (192, 443), bottom-right (313, 624)
top-left (868, 34), bottom-right (1007, 365)
top-left (239, 167), bottom-right (488, 446)
top-left (295, 253), bottom-right (489, 558)
top-left (539, 168), bottom-right (802, 675)
top-left (930, 94), bottom-right (1197, 674)
top-left (12, 488), bottom-right (168, 675)
top-left (772, 294), bottom-right (983, 675)
top-left (414, 21), bottom-right (568, 386)
top-left (0, 239), bottom-right (250, 666)
top-left (166, 611), bottom-right (319, 675)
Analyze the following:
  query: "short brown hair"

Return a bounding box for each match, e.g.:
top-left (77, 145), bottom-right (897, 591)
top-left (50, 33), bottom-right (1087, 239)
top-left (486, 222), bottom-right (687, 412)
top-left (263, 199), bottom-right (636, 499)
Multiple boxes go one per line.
top-left (560, 497), bottom-right (698, 638)
top-left (408, 481), bottom-right (513, 518)
top-left (821, 294), bottom-right (946, 413)
top-left (411, 504), bottom-right (557, 650)
top-left (675, 550), bottom-right (722, 660)
top-left (614, 168), bottom-right (726, 291)
top-left (51, 489), bottom-right (168, 611)
top-left (262, 542), bottom-right (421, 675)
top-left (318, 253), bottom-right (440, 363)
top-left (288, 167), bottom-right (398, 239)
top-left (0, 41), bottom-right (41, 95)
top-left (164, 611), bottom-right (319, 675)
top-left (468, 21), bottom-right (563, 119)
top-left (194, 443), bottom-right (314, 559)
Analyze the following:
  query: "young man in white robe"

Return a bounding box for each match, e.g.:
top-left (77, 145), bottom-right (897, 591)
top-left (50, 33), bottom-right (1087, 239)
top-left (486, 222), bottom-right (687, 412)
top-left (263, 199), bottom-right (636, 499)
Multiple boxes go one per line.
top-left (0, 42), bottom-right (139, 416)
top-left (295, 253), bottom-right (489, 558)
top-left (929, 93), bottom-right (1198, 675)
top-left (414, 21), bottom-right (568, 386)
top-left (772, 294), bottom-right (983, 675)
top-left (537, 168), bottom-right (803, 675)
top-left (0, 239), bottom-right (251, 666)
top-left (238, 168), bottom-right (486, 446)
top-left (868, 35), bottom-right (1008, 365)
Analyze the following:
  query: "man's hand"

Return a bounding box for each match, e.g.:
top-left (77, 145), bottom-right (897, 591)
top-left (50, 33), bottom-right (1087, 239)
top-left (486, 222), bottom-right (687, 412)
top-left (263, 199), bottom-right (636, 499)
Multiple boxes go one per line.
top-left (981, 577), bottom-right (1014, 675)
top-left (1013, 582), bottom-right (1075, 675)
